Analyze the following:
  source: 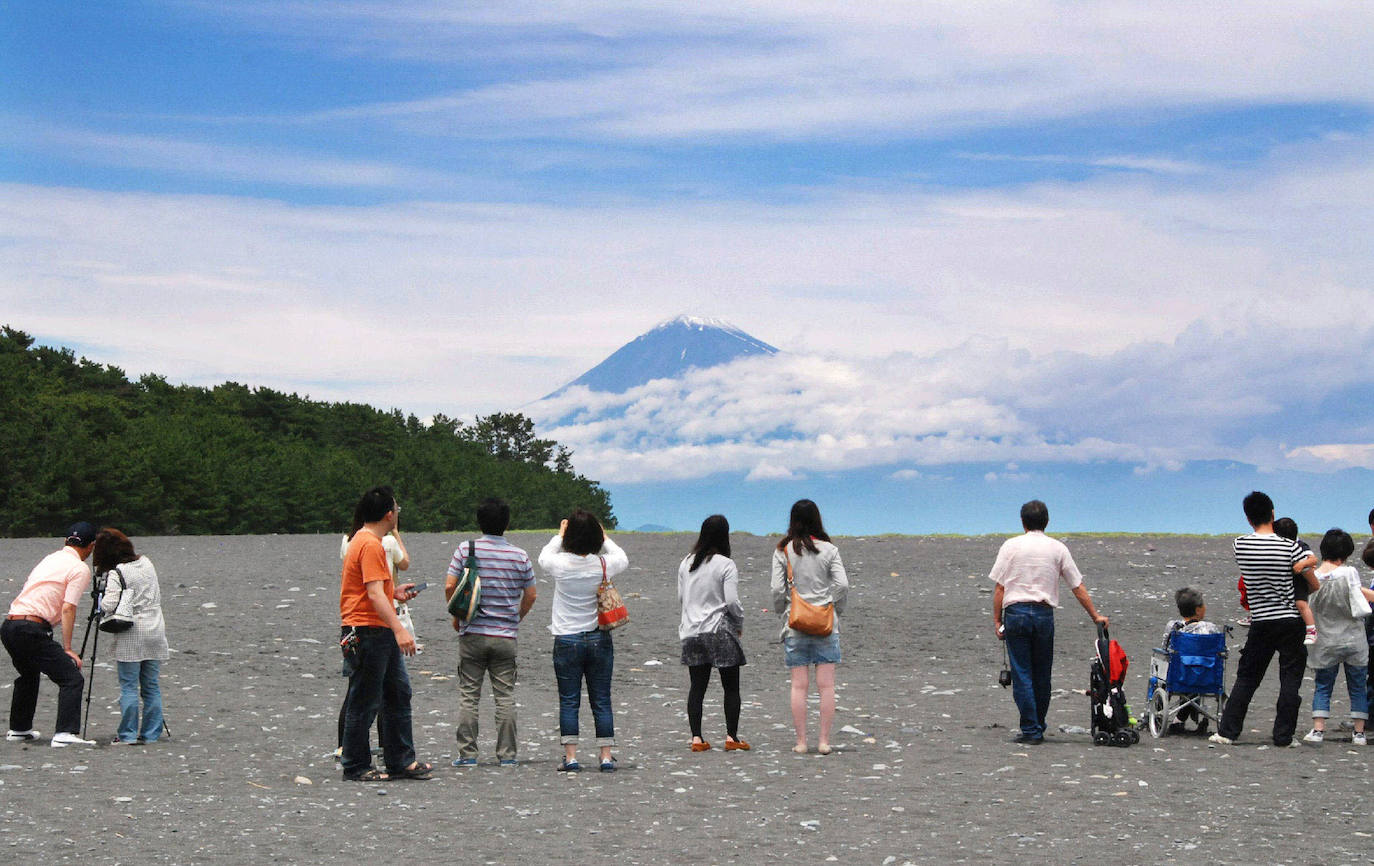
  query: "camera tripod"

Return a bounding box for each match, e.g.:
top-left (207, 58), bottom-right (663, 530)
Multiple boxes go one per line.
top-left (77, 574), bottom-right (171, 742)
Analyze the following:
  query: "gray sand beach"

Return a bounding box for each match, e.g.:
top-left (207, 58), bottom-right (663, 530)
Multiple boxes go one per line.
top-left (1, 532), bottom-right (1364, 864)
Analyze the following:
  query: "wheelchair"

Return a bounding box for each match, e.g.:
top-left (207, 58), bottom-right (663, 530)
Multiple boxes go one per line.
top-left (1142, 629), bottom-right (1229, 738)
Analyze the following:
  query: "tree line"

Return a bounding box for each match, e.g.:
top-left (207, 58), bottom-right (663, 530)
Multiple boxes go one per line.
top-left (0, 327), bottom-right (614, 536)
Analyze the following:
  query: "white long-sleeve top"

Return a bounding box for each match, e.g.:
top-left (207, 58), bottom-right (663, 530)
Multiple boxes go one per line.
top-left (678, 553), bottom-right (743, 640)
top-left (770, 540), bottom-right (848, 638)
top-left (539, 534), bottom-right (629, 635)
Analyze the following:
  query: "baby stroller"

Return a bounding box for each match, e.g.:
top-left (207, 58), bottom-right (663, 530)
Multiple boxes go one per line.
top-left (1143, 629), bottom-right (1228, 738)
top-left (1089, 624), bottom-right (1139, 746)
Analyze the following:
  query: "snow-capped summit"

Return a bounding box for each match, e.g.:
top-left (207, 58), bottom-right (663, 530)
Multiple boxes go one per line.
top-left (545, 315), bottom-right (778, 397)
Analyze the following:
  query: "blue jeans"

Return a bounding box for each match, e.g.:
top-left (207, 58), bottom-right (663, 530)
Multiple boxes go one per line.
top-left (552, 630), bottom-right (614, 746)
top-left (340, 626), bottom-right (415, 777)
top-left (1312, 662), bottom-right (1370, 720)
top-left (1003, 602), bottom-right (1055, 738)
top-left (116, 660), bottom-right (163, 742)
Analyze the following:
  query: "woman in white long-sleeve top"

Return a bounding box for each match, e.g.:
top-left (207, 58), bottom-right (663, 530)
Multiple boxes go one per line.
top-left (678, 514), bottom-right (748, 752)
top-left (92, 529), bottom-right (169, 745)
top-left (770, 499), bottom-right (848, 755)
top-left (539, 509), bottom-right (627, 772)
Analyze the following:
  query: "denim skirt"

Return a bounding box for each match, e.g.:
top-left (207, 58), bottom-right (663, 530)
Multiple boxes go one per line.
top-left (782, 631), bottom-right (842, 667)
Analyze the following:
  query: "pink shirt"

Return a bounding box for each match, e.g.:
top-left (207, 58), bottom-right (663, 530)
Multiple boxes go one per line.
top-left (988, 531), bottom-right (1083, 609)
top-left (8, 547), bottom-right (92, 625)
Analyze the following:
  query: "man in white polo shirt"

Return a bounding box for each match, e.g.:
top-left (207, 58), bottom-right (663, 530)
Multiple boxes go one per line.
top-left (990, 500), bottom-right (1107, 744)
top-left (2, 522), bottom-right (99, 746)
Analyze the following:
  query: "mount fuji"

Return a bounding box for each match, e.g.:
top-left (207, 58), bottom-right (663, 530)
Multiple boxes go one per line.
top-left (545, 315), bottom-right (777, 398)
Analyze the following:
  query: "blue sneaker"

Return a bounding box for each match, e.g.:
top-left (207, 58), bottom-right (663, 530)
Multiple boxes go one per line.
top-left (499, 759), bottom-right (517, 766)
top-left (451, 757), bottom-right (478, 767)
top-left (557, 759), bottom-right (580, 772)
top-left (599, 758), bottom-right (617, 773)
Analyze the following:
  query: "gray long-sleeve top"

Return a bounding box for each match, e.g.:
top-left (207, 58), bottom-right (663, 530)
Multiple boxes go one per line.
top-left (1308, 564), bottom-right (1370, 669)
top-left (677, 553), bottom-right (743, 640)
top-left (770, 539), bottom-right (848, 639)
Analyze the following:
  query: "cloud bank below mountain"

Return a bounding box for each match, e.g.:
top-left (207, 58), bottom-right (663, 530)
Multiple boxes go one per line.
top-left (533, 319), bottom-right (1374, 486)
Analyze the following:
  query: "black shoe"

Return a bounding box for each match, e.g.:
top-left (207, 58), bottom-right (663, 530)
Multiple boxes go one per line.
top-left (1010, 733), bottom-right (1044, 745)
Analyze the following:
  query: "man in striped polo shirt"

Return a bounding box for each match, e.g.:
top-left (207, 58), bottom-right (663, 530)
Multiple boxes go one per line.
top-left (1212, 491), bottom-right (1318, 747)
top-left (447, 498), bottom-right (537, 767)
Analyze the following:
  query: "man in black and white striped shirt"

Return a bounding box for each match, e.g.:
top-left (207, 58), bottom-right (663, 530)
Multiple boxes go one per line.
top-left (1212, 491), bottom-right (1318, 747)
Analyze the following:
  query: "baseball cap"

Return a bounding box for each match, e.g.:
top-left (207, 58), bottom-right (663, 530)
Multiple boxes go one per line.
top-left (65, 522), bottom-right (99, 546)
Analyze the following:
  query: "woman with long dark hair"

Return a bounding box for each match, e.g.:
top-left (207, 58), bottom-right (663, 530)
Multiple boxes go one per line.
top-left (678, 514), bottom-right (748, 752)
top-left (770, 499), bottom-right (848, 754)
top-left (92, 529), bottom-right (169, 744)
top-left (539, 508), bottom-right (628, 772)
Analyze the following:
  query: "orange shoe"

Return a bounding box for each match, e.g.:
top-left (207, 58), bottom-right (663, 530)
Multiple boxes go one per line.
top-left (691, 741), bottom-right (711, 752)
top-left (724, 739), bottom-right (751, 751)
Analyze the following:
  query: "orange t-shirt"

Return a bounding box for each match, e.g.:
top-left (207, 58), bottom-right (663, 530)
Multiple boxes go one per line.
top-left (340, 531), bottom-right (395, 627)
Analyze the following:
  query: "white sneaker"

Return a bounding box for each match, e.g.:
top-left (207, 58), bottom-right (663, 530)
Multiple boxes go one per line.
top-left (1302, 728), bottom-right (1324, 744)
top-left (5, 729), bottom-right (40, 741)
top-left (50, 732), bottom-right (95, 747)
top-left (1354, 732), bottom-right (1367, 746)
top-left (1304, 626), bottom-right (1318, 646)
top-left (1207, 733), bottom-right (1234, 745)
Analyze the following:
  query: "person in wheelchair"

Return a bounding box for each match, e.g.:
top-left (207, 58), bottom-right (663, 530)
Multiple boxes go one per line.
top-left (1162, 587), bottom-right (1225, 650)
top-left (1151, 588), bottom-right (1225, 735)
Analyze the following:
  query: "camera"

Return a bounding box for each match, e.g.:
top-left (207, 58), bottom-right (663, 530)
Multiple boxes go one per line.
top-left (999, 668), bottom-right (1012, 688)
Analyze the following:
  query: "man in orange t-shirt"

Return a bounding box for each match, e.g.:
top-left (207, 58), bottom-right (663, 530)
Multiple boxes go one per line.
top-left (338, 486), bottom-right (431, 781)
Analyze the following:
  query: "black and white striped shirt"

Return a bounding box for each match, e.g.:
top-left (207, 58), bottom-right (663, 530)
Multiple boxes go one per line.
top-left (1233, 532), bottom-right (1307, 622)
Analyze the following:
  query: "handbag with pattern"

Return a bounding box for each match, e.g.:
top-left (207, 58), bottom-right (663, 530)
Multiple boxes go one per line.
top-left (596, 555), bottom-right (629, 631)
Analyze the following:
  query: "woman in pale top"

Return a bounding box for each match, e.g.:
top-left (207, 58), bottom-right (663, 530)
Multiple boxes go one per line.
top-left (770, 499), bottom-right (848, 755)
top-left (92, 529), bottom-right (169, 745)
top-left (678, 514), bottom-right (748, 752)
top-left (539, 509), bottom-right (628, 772)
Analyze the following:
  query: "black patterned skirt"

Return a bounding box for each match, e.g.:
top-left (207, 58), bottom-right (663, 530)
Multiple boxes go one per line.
top-left (681, 629), bottom-right (747, 668)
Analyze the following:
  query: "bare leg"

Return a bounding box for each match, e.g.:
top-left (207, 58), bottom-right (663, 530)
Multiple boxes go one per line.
top-left (816, 663), bottom-right (837, 752)
top-left (790, 666), bottom-right (810, 751)
top-left (564, 743), bottom-right (577, 765)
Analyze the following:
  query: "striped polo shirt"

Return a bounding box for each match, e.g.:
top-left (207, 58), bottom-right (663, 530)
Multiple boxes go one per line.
top-left (447, 535), bottom-right (535, 639)
top-left (1233, 532), bottom-right (1307, 622)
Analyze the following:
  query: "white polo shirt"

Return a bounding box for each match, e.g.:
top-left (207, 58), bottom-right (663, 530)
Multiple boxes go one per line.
top-left (988, 531), bottom-right (1084, 609)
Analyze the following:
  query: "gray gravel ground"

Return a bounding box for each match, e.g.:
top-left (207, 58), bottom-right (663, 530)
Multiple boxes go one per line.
top-left (1, 531), bottom-right (1368, 865)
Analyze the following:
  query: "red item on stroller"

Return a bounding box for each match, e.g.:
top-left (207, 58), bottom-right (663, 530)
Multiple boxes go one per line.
top-left (1089, 624), bottom-right (1138, 747)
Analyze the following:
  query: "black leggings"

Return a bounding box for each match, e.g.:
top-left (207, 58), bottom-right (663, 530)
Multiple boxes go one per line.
top-left (687, 664), bottom-right (741, 739)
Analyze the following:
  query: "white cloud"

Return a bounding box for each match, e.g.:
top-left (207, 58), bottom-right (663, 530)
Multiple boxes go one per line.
top-left (1, 131), bottom-right (1369, 422)
top-left (1286, 444), bottom-right (1374, 471)
top-left (204, 2), bottom-right (1374, 141)
top-left (745, 461), bottom-right (802, 482)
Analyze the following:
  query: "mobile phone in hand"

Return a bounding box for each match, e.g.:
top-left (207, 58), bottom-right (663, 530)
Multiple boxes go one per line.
top-left (411, 582), bottom-right (428, 594)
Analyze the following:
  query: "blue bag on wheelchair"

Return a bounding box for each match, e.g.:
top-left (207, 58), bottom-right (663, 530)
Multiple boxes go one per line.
top-left (1166, 631), bottom-right (1226, 694)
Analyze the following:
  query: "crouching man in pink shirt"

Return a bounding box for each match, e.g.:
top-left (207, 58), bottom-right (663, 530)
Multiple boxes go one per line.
top-left (2, 522), bottom-right (98, 746)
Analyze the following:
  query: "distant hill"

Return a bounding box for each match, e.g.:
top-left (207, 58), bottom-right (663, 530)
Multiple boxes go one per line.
top-left (546, 315), bottom-right (777, 397)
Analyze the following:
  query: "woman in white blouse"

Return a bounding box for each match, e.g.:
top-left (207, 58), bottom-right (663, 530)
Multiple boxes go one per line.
top-left (539, 509), bottom-right (627, 772)
top-left (678, 514), bottom-right (748, 752)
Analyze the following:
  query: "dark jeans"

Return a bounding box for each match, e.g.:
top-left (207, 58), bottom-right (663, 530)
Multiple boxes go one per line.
top-left (340, 626), bottom-right (415, 776)
top-left (1, 619), bottom-right (84, 735)
top-left (1003, 602), bottom-right (1055, 739)
top-left (552, 630), bottom-right (614, 745)
top-left (1218, 617), bottom-right (1306, 746)
top-left (687, 664), bottom-right (741, 739)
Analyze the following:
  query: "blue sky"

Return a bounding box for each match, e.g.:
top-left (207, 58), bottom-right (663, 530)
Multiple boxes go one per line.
top-left (3, 2), bottom-right (1373, 532)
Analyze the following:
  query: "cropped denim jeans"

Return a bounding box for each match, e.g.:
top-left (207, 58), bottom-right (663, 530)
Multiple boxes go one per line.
top-left (116, 660), bottom-right (163, 742)
top-left (1312, 661), bottom-right (1370, 720)
top-left (552, 630), bottom-right (614, 746)
top-left (1003, 602), bottom-right (1055, 739)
